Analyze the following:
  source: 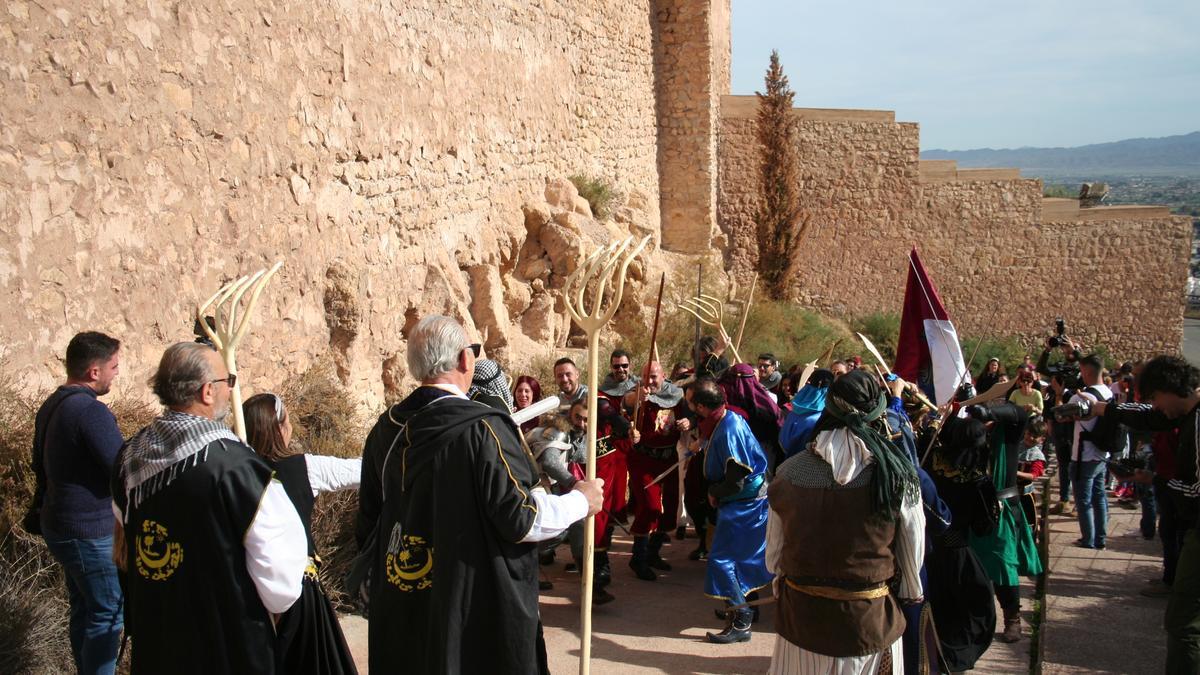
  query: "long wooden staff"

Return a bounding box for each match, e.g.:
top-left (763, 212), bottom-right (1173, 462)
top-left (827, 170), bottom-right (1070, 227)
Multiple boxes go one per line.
top-left (733, 272), bottom-right (758, 357)
top-left (563, 235), bottom-right (649, 675)
top-left (633, 273), bottom-right (666, 430)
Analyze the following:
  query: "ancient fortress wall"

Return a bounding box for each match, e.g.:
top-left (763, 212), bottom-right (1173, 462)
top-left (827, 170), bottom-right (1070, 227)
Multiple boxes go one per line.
top-left (718, 95), bottom-right (1192, 358)
top-left (0, 0), bottom-right (713, 403)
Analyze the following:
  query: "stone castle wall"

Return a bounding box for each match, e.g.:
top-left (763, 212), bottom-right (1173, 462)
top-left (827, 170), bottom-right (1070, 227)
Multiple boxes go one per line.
top-left (0, 0), bottom-right (715, 404)
top-left (718, 95), bottom-right (1192, 358)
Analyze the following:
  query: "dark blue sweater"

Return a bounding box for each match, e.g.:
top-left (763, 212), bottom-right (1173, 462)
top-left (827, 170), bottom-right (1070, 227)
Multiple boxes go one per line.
top-left (34, 385), bottom-right (125, 540)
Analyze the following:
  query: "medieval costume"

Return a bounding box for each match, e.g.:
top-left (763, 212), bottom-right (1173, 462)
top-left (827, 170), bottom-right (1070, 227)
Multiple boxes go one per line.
top-left (628, 379), bottom-right (687, 580)
top-left (780, 369), bottom-right (834, 460)
top-left (883, 392), bottom-right (953, 675)
top-left (270, 453), bottom-right (361, 675)
top-left (924, 412), bottom-right (1000, 671)
top-left (356, 384), bottom-right (587, 674)
top-left (767, 370), bottom-right (925, 674)
top-left (702, 405), bottom-right (774, 643)
top-left (113, 411), bottom-right (308, 674)
top-left (599, 372), bottom-right (636, 527)
top-left (964, 402), bottom-right (1044, 642)
top-left (719, 363), bottom-right (784, 471)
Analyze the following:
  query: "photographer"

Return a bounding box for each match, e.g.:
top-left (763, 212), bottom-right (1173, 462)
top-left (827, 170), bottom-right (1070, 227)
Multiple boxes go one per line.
top-left (1035, 318), bottom-right (1082, 377)
top-left (1048, 372), bottom-right (1077, 514)
top-left (1085, 355), bottom-right (1200, 672)
top-left (1067, 355), bottom-right (1113, 550)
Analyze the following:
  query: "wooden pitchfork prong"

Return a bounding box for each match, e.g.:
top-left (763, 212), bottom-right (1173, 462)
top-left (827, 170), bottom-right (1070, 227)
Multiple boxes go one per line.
top-left (562, 235), bottom-right (649, 675)
top-left (195, 261), bottom-right (283, 442)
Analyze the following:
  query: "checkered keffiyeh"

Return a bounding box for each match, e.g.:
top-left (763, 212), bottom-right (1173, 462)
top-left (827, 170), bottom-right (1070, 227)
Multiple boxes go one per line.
top-left (122, 410), bottom-right (240, 493)
top-left (469, 359), bottom-right (514, 411)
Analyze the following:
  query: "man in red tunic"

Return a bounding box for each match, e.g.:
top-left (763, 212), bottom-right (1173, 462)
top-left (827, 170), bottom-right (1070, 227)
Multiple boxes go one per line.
top-left (625, 361), bottom-right (690, 580)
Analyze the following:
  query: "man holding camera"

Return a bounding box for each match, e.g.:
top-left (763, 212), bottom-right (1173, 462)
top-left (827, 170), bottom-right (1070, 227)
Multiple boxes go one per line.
top-left (1070, 355), bottom-right (1114, 550)
top-left (1084, 355), bottom-right (1200, 671)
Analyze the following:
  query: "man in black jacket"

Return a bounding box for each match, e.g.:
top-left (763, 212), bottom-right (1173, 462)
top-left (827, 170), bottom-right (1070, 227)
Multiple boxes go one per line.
top-left (356, 316), bottom-right (603, 674)
top-left (1088, 355), bottom-right (1200, 672)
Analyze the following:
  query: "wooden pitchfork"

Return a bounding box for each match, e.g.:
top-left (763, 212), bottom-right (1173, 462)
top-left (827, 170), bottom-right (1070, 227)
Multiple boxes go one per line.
top-left (196, 261), bottom-right (282, 441)
top-left (563, 235), bottom-right (649, 675)
top-left (679, 293), bottom-right (742, 365)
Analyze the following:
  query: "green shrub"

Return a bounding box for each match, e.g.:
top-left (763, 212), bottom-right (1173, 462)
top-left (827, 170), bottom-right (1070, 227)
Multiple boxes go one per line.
top-left (569, 174), bottom-right (618, 219)
top-left (851, 312), bottom-right (902, 365)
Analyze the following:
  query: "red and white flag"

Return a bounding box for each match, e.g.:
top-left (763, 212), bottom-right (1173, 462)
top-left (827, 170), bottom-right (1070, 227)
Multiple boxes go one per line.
top-left (894, 247), bottom-right (970, 405)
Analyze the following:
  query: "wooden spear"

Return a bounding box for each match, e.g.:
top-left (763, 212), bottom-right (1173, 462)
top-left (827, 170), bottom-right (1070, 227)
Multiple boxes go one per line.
top-left (633, 272), bottom-right (666, 431)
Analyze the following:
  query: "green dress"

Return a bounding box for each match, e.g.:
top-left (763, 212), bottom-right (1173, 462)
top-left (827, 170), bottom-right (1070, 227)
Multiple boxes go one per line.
top-left (969, 429), bottom-right (1044, 586)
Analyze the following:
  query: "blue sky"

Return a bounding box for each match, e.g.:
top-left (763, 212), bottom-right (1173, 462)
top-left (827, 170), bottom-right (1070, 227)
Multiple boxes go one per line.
top-left (731, 0), bottom-right (1200, 150)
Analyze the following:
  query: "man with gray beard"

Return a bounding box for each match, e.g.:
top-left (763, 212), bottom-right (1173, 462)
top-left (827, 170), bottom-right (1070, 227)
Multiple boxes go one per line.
top-left (112, 342), bottom-right (307, 674)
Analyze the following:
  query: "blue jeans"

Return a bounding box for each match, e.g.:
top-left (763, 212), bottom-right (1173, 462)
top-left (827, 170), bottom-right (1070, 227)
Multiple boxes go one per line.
top-left (1075, 460), bottom-right (1109, 548)
top-left (44, 534), bottom-right (123, 675)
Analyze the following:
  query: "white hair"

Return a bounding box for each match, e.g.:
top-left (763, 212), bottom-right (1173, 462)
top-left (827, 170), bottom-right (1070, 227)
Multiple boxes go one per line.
top-left (407, 315), bottom-right (468, 382)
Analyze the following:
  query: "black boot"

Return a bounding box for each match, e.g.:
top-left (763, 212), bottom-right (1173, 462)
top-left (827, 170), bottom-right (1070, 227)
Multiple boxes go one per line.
top-left (648, 532), bottom-right (673, 572)
top-left (689, 525), bottom-right (708, 560)
top-left (595, 551), bottom-right (612, 588)
top-left (592, 576), bottom-right (616, 605)
top-left (629, 536), bottom-right (657, 581)
top-left (706, 608), bottom-right (752, 644)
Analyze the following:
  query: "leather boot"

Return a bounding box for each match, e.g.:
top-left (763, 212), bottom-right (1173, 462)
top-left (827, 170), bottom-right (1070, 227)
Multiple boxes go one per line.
top-left (648, 531), bottom-right (673, 571)
top-left (628, 536), bottom-right (657, 581)
top-left (999, 608), bottom-right (1022, 643)
top-left (706, 608), bottom-right (752, 644)
top-left (595, 551), bottom-right (612, 588)
top-left (592, 575), bottom-right (615, 605)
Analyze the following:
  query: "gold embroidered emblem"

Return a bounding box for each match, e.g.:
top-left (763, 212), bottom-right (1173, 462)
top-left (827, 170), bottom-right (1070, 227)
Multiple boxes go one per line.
top-left (135, 519), bottom-right (183, 581)
top-left (385, 524), bottom-right (433, 592)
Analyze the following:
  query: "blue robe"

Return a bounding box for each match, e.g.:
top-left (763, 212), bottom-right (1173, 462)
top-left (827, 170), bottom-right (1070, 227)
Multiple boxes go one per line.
top-left (779, 385), bottom-right (826, 459)
top-left (704, 411), bottom-right (774, 604)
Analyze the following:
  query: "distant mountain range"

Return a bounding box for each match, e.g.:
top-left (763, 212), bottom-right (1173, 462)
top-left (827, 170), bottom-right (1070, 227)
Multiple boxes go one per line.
top-left (922, 131), bottom-right (1200, 177)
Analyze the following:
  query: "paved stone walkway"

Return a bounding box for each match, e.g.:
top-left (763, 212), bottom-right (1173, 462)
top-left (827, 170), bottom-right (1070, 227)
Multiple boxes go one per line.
top-left (1041, 499), bottom-right (1168, 673)
top-left (339, 499), bottom-right (1168, 674)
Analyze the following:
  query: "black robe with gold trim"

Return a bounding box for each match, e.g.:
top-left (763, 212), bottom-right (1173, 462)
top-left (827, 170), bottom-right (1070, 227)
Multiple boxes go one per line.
top-left (358, 386), bottom-right (543, 674)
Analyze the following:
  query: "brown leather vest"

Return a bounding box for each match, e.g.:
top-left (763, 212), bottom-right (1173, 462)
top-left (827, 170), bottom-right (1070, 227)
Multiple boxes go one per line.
top-left (767, 469), bottom-right (906, 657)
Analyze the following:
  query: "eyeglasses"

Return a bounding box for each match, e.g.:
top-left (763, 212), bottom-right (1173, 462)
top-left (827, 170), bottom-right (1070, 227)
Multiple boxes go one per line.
top-left (757, 363), bottom-right (772, 370)
top-left (211, 373), bottom-right (237, 388)
top-left (612, 363), bottom-right (630, 370)
top-left (465, 343), bottom-right (481, 358)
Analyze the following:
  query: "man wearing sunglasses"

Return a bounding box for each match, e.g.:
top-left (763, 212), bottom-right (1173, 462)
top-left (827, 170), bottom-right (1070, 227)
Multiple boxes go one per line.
top-left (112, 342), bottom-right (308, 674)
top-left (357, 315), bottom-right (604, 674)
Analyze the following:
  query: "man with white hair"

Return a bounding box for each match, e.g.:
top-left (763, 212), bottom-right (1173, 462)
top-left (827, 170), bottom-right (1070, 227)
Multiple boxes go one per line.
top-left (357, 315), bottom-right (604, 674)
top-left (112, 342), bottom-right (308, 674)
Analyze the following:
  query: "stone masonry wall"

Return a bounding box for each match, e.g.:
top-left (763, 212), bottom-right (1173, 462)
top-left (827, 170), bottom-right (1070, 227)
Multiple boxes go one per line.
top-left (0, 0), bottom-right (685, 405)
top-left (653, 0), bottom-right (727, 253)
top-left (718, 96), bottom-right (1192, 358)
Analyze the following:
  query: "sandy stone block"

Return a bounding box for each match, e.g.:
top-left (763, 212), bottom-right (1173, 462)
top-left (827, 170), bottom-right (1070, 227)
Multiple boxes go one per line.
top-left (544, 177), bottom-right (579, 210)
top-left (161, 82), bottom-right (192, 111)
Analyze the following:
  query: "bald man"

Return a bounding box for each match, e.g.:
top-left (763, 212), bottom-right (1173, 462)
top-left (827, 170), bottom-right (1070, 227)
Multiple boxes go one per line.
top-left (624, 362), bottom-right (691, 581)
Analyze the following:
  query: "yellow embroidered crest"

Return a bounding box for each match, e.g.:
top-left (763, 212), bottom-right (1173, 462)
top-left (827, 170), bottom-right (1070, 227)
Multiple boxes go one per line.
top-left (135, 519), bottom-right (184, 581)
top-left (385, 532), bottom-right (433, 592)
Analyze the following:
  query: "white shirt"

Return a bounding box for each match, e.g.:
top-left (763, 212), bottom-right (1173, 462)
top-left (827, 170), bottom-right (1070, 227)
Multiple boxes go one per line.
top-left (305, 454), bottom-right (362, 495)
top-left (113, 478), bottom-right (306, 614)
top-left (1072, 384), bottom-right (1113, 462)
top-left (520, 488), bottom-right (589, 543)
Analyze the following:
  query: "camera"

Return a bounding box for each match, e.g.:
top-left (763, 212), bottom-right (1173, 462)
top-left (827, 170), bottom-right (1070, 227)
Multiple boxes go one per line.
top-left (194, 316), bottom-right (217, 347)
top-left (1048, 318), bottom-right (1067, 348)
top-left (1051, 399), bottom-right (1091, 422)
top-left (1106, 455), bottom-right (1147, 480)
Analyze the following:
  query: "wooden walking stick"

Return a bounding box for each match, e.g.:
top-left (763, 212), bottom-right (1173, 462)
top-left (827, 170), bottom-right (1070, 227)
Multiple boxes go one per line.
top-left (196, 261), bottom-right (282, 441)
top-left (732, 272), bottom-right (758, 356)
top-left (563, 235), bottom-right (650, 675)
top-left (632, 273), bottom-right (666, 431)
